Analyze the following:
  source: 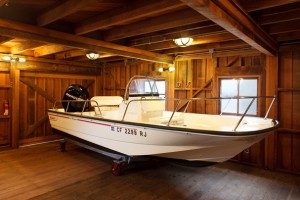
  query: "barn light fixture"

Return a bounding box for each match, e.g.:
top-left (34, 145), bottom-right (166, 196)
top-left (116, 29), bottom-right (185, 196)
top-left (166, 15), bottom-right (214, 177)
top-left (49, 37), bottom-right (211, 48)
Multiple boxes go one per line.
top-left (158, 66), bottom-right (175, 72)
top-left (2, 55), bottom-right (26, 63)
top-left (86, 52), bottom-right (99, 60)
top-left (173, 37), bottom-right (193, 47)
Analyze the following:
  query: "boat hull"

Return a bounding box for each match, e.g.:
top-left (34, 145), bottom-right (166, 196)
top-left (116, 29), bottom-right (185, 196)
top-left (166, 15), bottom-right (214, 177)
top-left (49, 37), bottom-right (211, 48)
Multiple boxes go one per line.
top-left (48, 110), bottom-right (275, 163)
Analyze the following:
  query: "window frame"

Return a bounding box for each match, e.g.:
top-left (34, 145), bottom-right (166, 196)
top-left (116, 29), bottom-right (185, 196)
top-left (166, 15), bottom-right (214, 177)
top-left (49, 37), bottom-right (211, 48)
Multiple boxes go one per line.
top-left (143, 78), bottom-right (166, 98)
top-left (218, 76), bottom-right (261, 116)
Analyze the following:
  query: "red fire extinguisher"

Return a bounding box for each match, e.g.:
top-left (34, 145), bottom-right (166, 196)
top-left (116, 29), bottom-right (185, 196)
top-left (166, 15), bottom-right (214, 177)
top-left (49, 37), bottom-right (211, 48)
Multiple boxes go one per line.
top-left (3, 101), bottom-right (8, 115)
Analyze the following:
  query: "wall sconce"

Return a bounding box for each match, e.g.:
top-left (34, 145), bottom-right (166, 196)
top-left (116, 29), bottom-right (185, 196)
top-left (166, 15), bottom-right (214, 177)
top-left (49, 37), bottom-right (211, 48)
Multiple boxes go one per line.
top-left (158, 66), bottom-right (175, 72)
top-left (173, 37), bottom-right (193, 47)
top-left (86, 52), bottom-right (99, 60)
top-left (2, 55), bottom-right (26, 63)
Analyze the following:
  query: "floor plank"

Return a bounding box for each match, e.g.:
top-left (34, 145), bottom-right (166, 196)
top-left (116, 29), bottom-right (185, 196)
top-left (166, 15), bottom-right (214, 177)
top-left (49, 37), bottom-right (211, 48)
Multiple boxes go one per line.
top-left (1, 142), bottom-right (300, 200)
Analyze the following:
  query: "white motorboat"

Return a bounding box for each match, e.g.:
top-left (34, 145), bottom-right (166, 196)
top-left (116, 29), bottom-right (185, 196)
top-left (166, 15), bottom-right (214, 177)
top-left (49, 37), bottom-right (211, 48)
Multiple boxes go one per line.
top-left (48, 76), bottom-right (279, 175)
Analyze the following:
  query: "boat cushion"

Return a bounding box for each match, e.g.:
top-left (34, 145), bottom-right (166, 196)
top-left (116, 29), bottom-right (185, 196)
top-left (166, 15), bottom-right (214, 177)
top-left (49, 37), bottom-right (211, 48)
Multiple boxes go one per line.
top-left (91, 96), bottom-right (123, 106)
top-left (141, 100), bottom-right (165, 113)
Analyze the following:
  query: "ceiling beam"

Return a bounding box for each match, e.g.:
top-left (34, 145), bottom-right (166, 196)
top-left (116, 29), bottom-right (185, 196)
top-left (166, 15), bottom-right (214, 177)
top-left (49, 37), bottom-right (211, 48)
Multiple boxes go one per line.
top-left (263, 20), bottom-right (300, 35)
top-left (137, 33), bottom-right (237, 51)
top-left (75, 0), bottom-right (184, 35)
top-left (0, 35), bottom-right (11, 44)
top-left (103, 8), bottom-right (207, 41)
top-left (11, 41), bottom-right (45, 54)
top-left (34, 44), bottom-right (72, 57)
top-left (129, 23), bottom-right (225, 47)
top-left (237, 0), bottom-right (300, 11)
top-left (259, 8), bottom-right (300, 25)
top-left (55, 50), bottom-right (113, 60)
top-left (0, 18), bottom-right (174, 64)
top-left (274, 30), bottom-right (300, 42)
top-left (161, 40), bottom-right (249, 54)
top-left (37, 0), bottom-right (99, 26)
top-left (55, 50), bottom-right (86, 59)
top-left (0, 52), bottom-right (95, 68)
top-left (180, 0), bottom-right (278, 55)
top-left (0, 46), bottom-right (9, 53)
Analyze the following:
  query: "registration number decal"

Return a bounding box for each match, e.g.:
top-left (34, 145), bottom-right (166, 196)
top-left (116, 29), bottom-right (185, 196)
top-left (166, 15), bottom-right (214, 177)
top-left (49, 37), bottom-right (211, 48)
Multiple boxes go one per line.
top-left (111, 126), bottom-right (147, 137)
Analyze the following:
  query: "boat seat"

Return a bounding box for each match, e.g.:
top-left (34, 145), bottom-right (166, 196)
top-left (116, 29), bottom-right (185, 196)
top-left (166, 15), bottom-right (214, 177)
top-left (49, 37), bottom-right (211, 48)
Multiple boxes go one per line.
top-left (141, 100), bottom-right (165, 113)
top-left (90, 96), bottom-right (123, 107)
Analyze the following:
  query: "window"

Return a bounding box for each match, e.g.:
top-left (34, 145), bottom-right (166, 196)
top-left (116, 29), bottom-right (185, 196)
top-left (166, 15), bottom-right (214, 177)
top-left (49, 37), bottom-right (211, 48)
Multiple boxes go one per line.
top-left (144, 79), bottom-right (166, 98)
top-left (220, 78), bottom-right (258, 115)
top-left (155, 80), bottom-right (166, 98)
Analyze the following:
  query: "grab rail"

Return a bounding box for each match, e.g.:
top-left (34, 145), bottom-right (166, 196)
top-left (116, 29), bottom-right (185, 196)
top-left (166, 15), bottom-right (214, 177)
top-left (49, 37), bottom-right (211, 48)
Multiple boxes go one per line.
top-left (52, 95), bottom-right (277, 132)
top-left (52, 99), bottom-right (102, 116)
top-left (121, 95), bottom-right (277, 131)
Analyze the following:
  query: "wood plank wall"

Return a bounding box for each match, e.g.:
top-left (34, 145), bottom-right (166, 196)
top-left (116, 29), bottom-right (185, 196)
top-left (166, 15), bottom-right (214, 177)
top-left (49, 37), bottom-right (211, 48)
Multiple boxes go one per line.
top-left (0, 60), bottom-right (99, 147)
top-left (0, 72), bottom-right (10, 147)
top-left (18, 72), bottom-right (96, 145)
top-left (276, 45), bottom-right (300, 174)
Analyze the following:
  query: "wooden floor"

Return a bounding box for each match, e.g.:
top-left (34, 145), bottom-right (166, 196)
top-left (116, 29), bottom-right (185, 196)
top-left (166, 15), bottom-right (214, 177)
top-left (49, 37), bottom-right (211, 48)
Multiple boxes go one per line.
top-left (1, 142), bottom-right (300, 200)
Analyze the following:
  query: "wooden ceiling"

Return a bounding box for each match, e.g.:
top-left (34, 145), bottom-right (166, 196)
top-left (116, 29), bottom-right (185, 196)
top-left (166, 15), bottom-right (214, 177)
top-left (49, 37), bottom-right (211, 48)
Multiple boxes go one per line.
top-left (0, 0), bottom-right (300, 65)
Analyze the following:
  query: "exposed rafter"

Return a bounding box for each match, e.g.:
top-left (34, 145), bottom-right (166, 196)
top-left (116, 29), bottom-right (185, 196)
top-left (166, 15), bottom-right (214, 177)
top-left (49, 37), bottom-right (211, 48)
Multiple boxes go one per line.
top-left (0, 52), bottom-right (94, 68)
top-left (129, 23), bottom-right (225, 47)
top-left (161, 40), bottom-right (248, 55)
top-left (34, 44), bottom-right (72, 57)
top-left (54, 50), bottom-right (86, 60)
top-left (259, 7), bottom-right (300, 25)
top-left (0, 35), bottom-right (11, 44)
top-left (264, 20), bottom-right (300, 35)
top-left (237, 0), bottom-right (300, 11)
top-left (11, 41), bottom-right (45, 54)
top-left (103, 8), bottom-right (207, 41)
top-left (180, 0), bottom-right (278, 55)
top-left (37, 0), bottom-right (99, 26)
top-left (0, 0), bottom-right (299, 63)
top-left (137, 33), bottom-right (237, 52)
top-left (75, 0), bottom-right (184, 35)
top-left (55, 50), bottom-right (113, 60)
top-left (0, 19), bottom-right (174, 64)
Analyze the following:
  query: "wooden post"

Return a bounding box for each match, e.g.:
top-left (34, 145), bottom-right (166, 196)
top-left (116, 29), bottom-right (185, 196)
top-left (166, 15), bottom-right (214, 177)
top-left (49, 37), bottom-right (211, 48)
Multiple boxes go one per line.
top-left (167, 64), bottom-right (175, 111)
top-left (10, 62), bottom-right (20, 148)
top-left (264, 55), bottom-right (279, 170)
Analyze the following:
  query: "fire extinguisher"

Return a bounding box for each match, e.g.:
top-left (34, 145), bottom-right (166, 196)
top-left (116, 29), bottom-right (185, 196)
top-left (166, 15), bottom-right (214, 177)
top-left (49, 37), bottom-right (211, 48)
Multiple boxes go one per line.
top-left (3, 101), bottom-right (8, 115)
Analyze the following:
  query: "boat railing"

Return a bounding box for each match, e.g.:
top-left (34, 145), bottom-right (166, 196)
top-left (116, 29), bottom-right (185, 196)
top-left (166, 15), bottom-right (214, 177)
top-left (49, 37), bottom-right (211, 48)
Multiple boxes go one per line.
top-left (52, 95), bottom-right (277, 132)
top-left (122, 95), bottom-right (277, 131)
top-left (123, 75), bottom-right (160, 101)
top-left (52, 99), bottom-right (102, 116)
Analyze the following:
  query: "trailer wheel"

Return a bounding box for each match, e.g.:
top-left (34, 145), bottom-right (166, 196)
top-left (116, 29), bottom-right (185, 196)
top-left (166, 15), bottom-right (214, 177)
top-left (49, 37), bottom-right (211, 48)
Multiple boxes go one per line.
top-left (111, 161), bottom-right (127, 176)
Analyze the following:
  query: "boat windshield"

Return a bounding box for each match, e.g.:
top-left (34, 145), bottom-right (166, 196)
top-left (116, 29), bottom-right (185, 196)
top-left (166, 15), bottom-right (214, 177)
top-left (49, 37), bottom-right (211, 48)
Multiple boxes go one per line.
top-left (127, 77), bottom-right (159, 98)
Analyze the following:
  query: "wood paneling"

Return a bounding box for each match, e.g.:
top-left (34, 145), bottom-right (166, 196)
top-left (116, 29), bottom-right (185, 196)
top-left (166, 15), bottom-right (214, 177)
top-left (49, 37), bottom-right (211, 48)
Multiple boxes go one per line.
top-left (10, 63), bottom-right (19, 148)
top-left (0, 73), bottom-right (10, 147)
top-left (276, 46), bottom-right (300, 174)
top-left (98, 61), bottom-right (156, 97)
top-left (18, 73), bottom-right (96, 144)
top-left (264, 55), bottom-right (278, 170)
